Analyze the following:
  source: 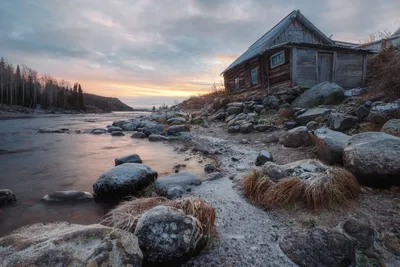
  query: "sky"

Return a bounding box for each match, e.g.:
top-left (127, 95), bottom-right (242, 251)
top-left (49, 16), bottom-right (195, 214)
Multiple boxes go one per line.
top-left (0, 0), bottom-right (399, 108)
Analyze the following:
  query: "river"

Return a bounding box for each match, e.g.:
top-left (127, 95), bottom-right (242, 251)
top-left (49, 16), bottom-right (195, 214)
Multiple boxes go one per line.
top-left (0, 112), bottom-right (206, 236)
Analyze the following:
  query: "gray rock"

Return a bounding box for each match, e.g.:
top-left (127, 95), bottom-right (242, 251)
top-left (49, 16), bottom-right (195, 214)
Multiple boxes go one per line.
top-left (255, 124), bottom-right (269, 132)
top-left (120, 121), bottom-right (140, 131)
top-left (254, 104), bottom-right (264, 113)
top-left (115, 154), bottom-right (143, 165)
top-left (134, 206), bottom-right (202, 265)
top-left (143, 123), bottom-right (165, 136)
top-left (228, 125), bottom-right (240, 133)
top-left (107, 126), bottom-right (122, 133)
top-left (111, 131), bottom-right (125, 136)
top-left (155, 172), bottom-right (202, 196)
top-left (306, 121), bottom-right (319, 130)
top-left (343, 219), bottom-right (376, 249)
top-left (224, 114), bottom-right (236, 122)
top-left (93, 163), bottom-right (157, 202)
top-left (381, 119), bottom-right (400, 137)
top-left (255, 151), bottom-right (274, 166)
top-left (205, 172), bottom-right (224, 181)
top-left (235, 113), bottom-right (247, 120)
top-left (112, 119), bottom-right (130, 127)
top-left (343, 132), bottom-right (400, 187)
top-left (131, 131), bottom-right (146, 139)
top-left (284, 121), bottom-right (299, 130)
top-left (263, 95), bottom-right (279, 109)
top-left (42, 190), bottom-right (93, 202)
top-left (167, 125), bottom-right (190, 136)
top-left (292, 82), bottom-right (345, 108)
top-left (0, 189), bottom-right (16, 206)
top-left (328, 113), bottom-right (358, 131)
top-left (314, 128), bottom-right (350, 164)
top-left (166, 186), bottom-right (184, 199)
top-left (240, 123), bottom-right (254, 133)
top-left (227, 102), bottom-right (244, 108)
top-left (296, 108), bottom-right (331, 125)
top-left (280, 126), bottom-right (312, 148)
top-left (280, 228), bottom-right (355, 267)
top-left (148, 134), bottom-right (169, 142)
top-left (262, 162), bottom-right (290, 181)
top-left (227, 106), bottom-right (242, 115)
top-left (204, 164), bottom-right (218, 174)
top-left (91, 128), bottom-right (107, 134)
top-left (0, 222), bottom-right (143, 267)
top-left (354, 105), bottom-right (370, 120)
top-left (368, 102), bottom-right (400, 125)
top-left (167, 117), bottom-right (187, 125)
top-left (265, 134), bottom-right (280, 143)
top-left (214, 111), bottom-right (227, 121)
top-left (38, 128), bottom-right (69, 133)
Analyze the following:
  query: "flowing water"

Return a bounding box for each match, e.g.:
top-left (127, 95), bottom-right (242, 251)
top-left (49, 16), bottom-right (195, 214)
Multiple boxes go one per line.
top-left (0, 112), bottom-right (206, 236)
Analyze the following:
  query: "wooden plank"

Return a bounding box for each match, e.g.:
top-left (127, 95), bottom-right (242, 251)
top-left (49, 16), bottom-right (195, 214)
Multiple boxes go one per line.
top-left (291, 47), bottom-right (297, 86)
top-left (315, 50), bottom-right (319, 82)
top-left (332, 52), bottom-right (337, 82)
top-left (362, 55), bottom-right (367, 86)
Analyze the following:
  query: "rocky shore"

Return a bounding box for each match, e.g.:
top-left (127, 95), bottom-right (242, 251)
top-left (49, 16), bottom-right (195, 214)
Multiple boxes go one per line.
top-left (1, 82), bottom-right (400, 266)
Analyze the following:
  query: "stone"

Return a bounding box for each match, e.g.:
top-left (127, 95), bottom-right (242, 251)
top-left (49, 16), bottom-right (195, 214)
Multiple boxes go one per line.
top-left (91, 128), bottom-right (107, 134)
top-left (0, 189), bottom-right (16, 206)
top-left (0, 222), bottom-right (143, 267)
top-left (314, 128), bottom-right (350, 164)
top-left (296, 108), bottom-right (331, 125)
top-left (343, 219), bottom-right (376, 249)
top-left (255, 151), bottom-right (274, 166)
top-left (280, 228), bottom-right (355, 267)
top-left (284, 121), bottom-right (299, 130)
top-left (214, 111), bottom-right (227, 121)
top-left (254, 124), bottom-right (268, 132)
top-left (225, 114), bottom-right (236, 122)
top-left (228, 125), bottom-right (240, 133)
top-left (155, 172), bottom-right (202, 196)
top-left (131, 132), bottom-right (146, 139)
top-left (354, 105), bottom-right (370, 120)
top-left (120, 121), bottom-right (140, 131)
top-left (167, 117), bottom-right (187, 125)
top-left (148, 134), bottom-right (169, 142)
top-left (306, 121), bottom-right (319, 130)
top-left (265, 134), bottom-right (280, 143)
top-left (240, 123), bottom-right (254, 133)
top-left (205, 172), bottom-right (224, 181)
top-left (38, 128), bottom-right (69, 133)
top-left (262, 162), bottom-right (290, 181)
top-left (368, 102), bottom-right (400, 125)
top-left (166, 186), bottom-right (184, 199)
top-left (93, 163), bottom-right (158, 202)
top-left (343, 132), bottom-right (400, 187)
top-left (328, 113), bottom-right (358, 131)
top-left (278, 107), bottom-right (294, 118)
top-left (235, 113), bottom-right (247, 120)
top-left (381, 119), bottom-right (400, 137)
top-left (111, 131), bottom-right (125, 136)
top-left (143, 123), bottom-right (165, 136)
top-left (134, 206), bottom-right (202, 265)
top-left (112, 119), bottom-right (130, 127)
top-left (280, 126), bottom-right (312, 148)
top-left (204, 164), bottom-right (218, 174)
top-left (254, 104), bottom-right (264, 113)
top-left (292, 82), bottom-right (345, 108)
top-left (263, 95), bottom-right (279, 109)
top-left (227, 106), bottom-right (242, 115)
top-left (167, 125), bottom-right (190, 136)
top-left (42, 190), bottom-right (93, 202)
top-left (115, 154), bottom-right (143, 165)
top-left (107, 126), bottom-right (123, 133)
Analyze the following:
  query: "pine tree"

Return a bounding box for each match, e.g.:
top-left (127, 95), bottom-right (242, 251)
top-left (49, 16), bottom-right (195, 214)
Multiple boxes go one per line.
top-left (0, 57), bottom-right (4, 104)
top-left (78, 84), bottom-right (85, 111)
top-left (72, 83), bottom-right (78, 110)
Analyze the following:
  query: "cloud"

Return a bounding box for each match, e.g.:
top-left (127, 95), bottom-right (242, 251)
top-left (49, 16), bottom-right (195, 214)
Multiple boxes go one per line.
top-left (0, 0), bottom-right (399, 107)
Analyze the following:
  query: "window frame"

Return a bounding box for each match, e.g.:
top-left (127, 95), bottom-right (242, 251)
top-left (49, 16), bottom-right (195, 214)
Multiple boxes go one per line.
top-left (251, 68), bottom-right (258, 85)
top-left (270, 50), bottom-right (285, 68)
top-left (234, 78), bottom-right (240, 90)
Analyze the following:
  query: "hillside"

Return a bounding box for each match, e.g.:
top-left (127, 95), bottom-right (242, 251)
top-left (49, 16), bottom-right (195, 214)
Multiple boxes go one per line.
top-left (83, 93), bottom-right (134, 112)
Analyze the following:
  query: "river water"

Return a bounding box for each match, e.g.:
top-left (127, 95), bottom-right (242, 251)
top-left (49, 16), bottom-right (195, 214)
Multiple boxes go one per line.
top-left (0, 112), bottom-right (206, 236)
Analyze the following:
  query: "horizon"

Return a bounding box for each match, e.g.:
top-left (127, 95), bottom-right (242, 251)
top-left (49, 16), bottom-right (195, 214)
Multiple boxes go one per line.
top-left (1, 0), bottom-right (399, 109)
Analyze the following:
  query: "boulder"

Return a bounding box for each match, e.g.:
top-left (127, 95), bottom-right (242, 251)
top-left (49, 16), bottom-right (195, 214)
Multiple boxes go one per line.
top-left (381, 119), bottom-right (400, 137)
top-left (254, 104), bottom-right (264, 113)
top-left (213, 111), bottom-right (227, 121)
top-left (134, 206), bottom-right (202, 265)
top-left (91, 128), bottom-right (107, 134)
top-left (263, 95), bottom-right (279, 109)
top-left (112, 119), bottom-right (130, 127)
top-left (368, 102), bottom-right (400, 125)
top-left (204, 164), bottom-right (219, 174)
top-left (93, 163), bottom-right (158, 202)
top-left (262, 162), bottom-right (290, 181)
top-left (240, 123), bottom-right (254, 133)
top-left (255, 124), bottom-right (270, 132)
top-left (148, 134), bottom-right (169, 142)
top-left (107, 126), bottom-right (122, 133)
top-left (120, 121), bottom-right (140, 131)
top-left (343, 219), bottom-right (376, 249)
top-left (280, 126), bottom-right (312, 148)
top-left (255, 151), bottom-right (274, 166)
top-left (235, 113), bottom-right (248, 121)
top-left (131, 132), bottom-right (146, 139)
top-left (296, 108), bottom-right (331, 125)
top-left (143, 123), bottom-right (165, 136)
top-left (343, 132), bottom-right (400, 187)
top-left (225, 114), bottom-right (236, 122)
top-left (278, 107), bottom-right (294, 118)
top-left (354, 105), bottom-right (370, 120)
top-left (167, 125), bottom-right (190, 136)
top-left (0, 189), bottom-right (16, 206)
top-left (0, 222), bottom-right (143, 267)
top-left (227, 106), bottom-right (242, 115)
top-left (111, 131), bottom-right (125, 136)
top-left (280, 228), bottom-right (355, 267)
top-left (284, 121), bottom-right (299, 130)
top-left (167, 117), bottom-right (187, 125)
top-left (328, 113), bottom-right (358, 131)
top-left (115, 154), bottom-right (143, 165)
top-left (155, 172), bottom-right (202, 196)
top-left (42, 190), bottom-right (93, 202)
top-left (166, 186), bottom-right (184, 199)
top-left (306, 121), bottom-right (319, 130)
top-left (227, 102), bottom-right (244, 108)
top-left (314, 128), bottom-right (350, 164)
top-left (228, 125), bottom-right (240, 133)
top-left (292, 82), bottom-right (345, 108)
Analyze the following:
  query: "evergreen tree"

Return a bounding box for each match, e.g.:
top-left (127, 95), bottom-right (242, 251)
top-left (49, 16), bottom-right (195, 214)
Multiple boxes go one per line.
top-left (78, 84), bottom-right (85, 111)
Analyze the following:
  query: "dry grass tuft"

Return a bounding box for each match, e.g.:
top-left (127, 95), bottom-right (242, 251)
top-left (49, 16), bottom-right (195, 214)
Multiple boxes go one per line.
top-left (241, 164), bottom-right (361, 211)
top-left (101, 197), bottom-right (217, 237)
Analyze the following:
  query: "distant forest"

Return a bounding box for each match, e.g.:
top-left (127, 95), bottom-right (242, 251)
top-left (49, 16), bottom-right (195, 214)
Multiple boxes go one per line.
top-left (0, 57), bottom-right (133, 112)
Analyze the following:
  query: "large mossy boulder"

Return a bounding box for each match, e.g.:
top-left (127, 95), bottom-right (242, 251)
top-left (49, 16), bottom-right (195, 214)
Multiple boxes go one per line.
top-left (93, 163), bottom-right (158, 202)
top-left (134, 206), bottom-right (202, 265)
top-left (343, 132), bottom-right (400, 187)
top-left (0, 222), bottom-right (143, 267)
top-left (292, 82), bottom-right (344, 108)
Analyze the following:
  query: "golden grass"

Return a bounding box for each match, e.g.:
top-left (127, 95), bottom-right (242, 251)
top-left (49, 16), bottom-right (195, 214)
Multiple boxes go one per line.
top-left (101, 197), bottom-right (217, 237)
top-left (242, 163), bottom-right (361, 211)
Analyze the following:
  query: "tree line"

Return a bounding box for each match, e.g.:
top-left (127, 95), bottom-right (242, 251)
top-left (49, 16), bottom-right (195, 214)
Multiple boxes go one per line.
top-left (0, 57), bottom-right (85, 111)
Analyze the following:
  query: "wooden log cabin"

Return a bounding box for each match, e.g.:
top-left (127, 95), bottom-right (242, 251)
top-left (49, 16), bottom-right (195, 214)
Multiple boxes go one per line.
top-left (222, 10), bottom-right (374, 94)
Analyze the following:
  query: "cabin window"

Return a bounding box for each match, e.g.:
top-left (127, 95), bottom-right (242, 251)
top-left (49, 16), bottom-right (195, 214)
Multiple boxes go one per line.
top-left (251, 68), bottom-right (258, 85)
top-left (271, 51), bottom-right (285, 67)
top-left (235, 78), bottom-right (240, 90)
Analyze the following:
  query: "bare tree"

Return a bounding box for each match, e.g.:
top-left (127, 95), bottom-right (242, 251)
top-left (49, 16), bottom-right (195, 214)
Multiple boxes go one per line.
top-left (360, 30), bottom-right (393, 44)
